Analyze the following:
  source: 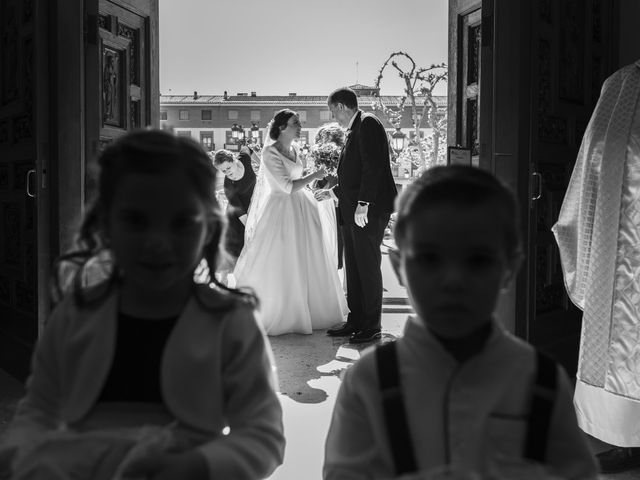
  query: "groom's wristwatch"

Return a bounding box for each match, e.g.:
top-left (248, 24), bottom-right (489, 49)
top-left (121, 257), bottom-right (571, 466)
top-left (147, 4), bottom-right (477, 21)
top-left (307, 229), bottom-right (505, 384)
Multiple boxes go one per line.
top-left (357, 201), bottom-right (369, 207)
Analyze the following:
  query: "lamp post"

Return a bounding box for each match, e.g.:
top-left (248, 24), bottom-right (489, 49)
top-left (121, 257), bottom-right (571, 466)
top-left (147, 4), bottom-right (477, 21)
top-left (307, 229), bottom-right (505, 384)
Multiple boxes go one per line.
top-left (390, 128), bottom-right (409, 178)
top-left (391, 127), bottom-right (406, 155)
top-left (250, 122), bottom-right (261, 148)
top-left (233, 123), bottom-right (246, 145)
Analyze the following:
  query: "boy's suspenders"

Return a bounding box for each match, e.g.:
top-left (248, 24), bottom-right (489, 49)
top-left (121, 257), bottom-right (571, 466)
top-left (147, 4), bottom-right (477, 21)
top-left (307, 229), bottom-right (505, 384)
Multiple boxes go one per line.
top-left (375, 342), bottom-right (558, 475)
top-left (375, 341), bottom-right (418, 475)
top-left (524, 350), bottom-right (558, 461)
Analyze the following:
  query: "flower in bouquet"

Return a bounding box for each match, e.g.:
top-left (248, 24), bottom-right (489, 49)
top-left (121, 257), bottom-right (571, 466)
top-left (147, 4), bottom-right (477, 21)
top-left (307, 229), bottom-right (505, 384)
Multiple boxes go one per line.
top-left (308, 142), bottom-right (342, 177)
top-left (314, 122), bottom-right (346, 147)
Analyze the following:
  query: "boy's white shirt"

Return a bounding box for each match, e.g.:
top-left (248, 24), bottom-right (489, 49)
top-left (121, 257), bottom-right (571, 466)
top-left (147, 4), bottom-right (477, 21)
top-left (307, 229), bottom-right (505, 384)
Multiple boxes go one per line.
top-left (1, 283), bottom-right (285, 480)
top-left (323, 316), bottom-right (598, 480)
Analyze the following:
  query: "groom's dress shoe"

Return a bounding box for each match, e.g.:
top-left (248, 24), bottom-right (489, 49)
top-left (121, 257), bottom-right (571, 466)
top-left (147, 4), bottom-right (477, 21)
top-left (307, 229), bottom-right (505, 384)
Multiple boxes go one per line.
top-left (349, 328), bottom-right (382, 344)
top-left (327, 323), bottom-right (359, 337)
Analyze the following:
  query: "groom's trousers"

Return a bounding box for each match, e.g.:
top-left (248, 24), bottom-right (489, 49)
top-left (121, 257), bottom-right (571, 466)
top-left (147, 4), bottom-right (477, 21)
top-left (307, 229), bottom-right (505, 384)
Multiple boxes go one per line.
top-left (342, 213), bottom-right (390, 331)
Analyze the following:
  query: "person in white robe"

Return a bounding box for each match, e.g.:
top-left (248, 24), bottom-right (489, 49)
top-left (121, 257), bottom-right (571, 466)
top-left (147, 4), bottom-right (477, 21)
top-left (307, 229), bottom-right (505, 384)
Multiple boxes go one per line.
top-left (552, 59), bottom-right (640, 473)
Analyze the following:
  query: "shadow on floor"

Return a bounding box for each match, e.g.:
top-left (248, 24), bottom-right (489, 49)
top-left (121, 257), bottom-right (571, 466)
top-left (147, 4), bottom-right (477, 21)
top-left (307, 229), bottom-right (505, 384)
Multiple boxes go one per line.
top-left (268, 330), bottom-right (398, 404)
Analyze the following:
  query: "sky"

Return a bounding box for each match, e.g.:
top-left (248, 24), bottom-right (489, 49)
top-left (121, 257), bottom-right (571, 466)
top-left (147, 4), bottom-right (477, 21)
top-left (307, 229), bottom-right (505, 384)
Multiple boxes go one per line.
top-left (159, 0), bottom-right (448, 97)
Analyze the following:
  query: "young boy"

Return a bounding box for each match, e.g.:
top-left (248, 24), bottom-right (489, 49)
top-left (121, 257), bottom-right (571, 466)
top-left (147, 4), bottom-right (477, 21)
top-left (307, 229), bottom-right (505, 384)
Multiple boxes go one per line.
top-left (323, 166), bottom-right (598, 479)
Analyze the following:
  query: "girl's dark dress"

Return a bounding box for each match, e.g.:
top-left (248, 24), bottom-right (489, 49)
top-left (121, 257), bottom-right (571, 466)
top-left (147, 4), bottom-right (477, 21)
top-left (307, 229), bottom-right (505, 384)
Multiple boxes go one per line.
top-left (224, 151), bottom-right (256, 258)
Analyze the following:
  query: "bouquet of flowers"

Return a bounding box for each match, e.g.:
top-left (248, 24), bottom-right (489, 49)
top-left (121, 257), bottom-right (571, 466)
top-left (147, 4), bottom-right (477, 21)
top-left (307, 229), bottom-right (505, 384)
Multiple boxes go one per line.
top-left (307, 122), bottom-right (345, 177)
top-left (308, 142), bottom-right (342, 177)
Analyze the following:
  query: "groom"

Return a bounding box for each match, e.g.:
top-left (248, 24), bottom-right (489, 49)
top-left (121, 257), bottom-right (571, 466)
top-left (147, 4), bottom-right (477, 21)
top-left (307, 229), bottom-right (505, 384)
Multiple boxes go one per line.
top-left (315, 87), bottom-right (397, 343)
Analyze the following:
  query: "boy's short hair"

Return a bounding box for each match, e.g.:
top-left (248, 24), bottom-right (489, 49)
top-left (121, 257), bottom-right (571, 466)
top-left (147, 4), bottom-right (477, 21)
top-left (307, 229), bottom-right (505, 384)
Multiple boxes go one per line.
top-left (212, 149), bottom-right (234, 166)
top-left (393, 165), bottom-right (523, 258)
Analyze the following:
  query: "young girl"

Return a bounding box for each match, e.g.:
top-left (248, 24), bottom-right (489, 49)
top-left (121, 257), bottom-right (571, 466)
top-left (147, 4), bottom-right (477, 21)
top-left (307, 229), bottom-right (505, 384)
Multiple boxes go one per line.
top-left (0, 130), bottom-right (285, 479)
top-left (324, 166), bottom-right (597, 479)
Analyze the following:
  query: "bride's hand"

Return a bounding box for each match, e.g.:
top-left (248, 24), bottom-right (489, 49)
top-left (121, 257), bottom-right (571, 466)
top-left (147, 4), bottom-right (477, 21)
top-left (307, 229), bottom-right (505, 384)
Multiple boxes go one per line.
top-left (315, 166), bottom-right (327, 178)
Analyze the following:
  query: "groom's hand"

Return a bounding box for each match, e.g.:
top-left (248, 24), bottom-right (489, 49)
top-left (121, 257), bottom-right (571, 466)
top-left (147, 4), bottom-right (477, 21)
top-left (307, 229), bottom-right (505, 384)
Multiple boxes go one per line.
top-left (314, 189), bottom-right (332, 201)
top-left (355, 204), bottom-right (369, 228)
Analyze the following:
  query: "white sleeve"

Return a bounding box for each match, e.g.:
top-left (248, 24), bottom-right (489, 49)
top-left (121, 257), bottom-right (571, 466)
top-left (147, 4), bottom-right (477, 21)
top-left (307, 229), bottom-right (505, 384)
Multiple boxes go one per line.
top-left (262, 146), bottom-right (293, 194)
top-left (197, 305), bottom-right (285, 480)
top-left (323, 365), bottom-right (387, 480)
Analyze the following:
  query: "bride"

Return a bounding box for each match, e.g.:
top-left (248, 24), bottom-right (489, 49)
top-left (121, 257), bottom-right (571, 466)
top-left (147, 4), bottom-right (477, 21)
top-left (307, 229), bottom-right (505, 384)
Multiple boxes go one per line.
top-left (233, 109), bottom-right (348, 335)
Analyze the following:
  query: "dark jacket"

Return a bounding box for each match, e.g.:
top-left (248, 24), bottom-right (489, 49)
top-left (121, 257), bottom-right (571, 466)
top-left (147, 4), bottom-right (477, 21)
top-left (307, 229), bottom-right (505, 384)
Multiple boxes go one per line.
top-left (334, 111), bottom-right (397, 225)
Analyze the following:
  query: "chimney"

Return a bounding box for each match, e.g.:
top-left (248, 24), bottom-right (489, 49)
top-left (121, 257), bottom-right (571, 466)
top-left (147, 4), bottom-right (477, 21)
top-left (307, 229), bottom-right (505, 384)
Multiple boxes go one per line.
top-left (223, 90), bottom-right (228, 100)
top-left (251, 91), bottom-right (256, 97)
top-left (193, 90), bottom-right (198, 100)
top-left (288, 92), bottom-right (297, 96)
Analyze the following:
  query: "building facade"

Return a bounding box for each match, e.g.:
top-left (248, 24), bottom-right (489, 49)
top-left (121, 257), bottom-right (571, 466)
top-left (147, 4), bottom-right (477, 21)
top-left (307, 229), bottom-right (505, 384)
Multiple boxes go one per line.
top-left (159, 84), bottom-right (447, 161)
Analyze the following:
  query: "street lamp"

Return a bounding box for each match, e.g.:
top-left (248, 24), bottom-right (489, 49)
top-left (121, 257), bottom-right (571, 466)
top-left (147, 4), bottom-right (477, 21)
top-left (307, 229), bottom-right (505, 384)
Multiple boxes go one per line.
top-left (391, 127), bottom-right (406, 155)
top-left (390, 127), bottom-right (411, 178)
top-left (231, 123), bottom-right (246, 143)
top-left (250, 122), bottom-right (261, 147)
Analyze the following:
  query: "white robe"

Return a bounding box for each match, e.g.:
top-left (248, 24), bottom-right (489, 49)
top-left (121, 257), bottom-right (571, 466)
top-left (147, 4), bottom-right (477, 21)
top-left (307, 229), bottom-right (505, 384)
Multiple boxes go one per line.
top-left (552, 59), bottom-right (640, 446)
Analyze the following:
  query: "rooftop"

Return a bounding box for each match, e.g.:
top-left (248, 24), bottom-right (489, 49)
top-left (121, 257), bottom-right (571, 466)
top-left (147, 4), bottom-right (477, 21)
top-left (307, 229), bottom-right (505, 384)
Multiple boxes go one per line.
top-left (160, 94), bottom-right (447, 108)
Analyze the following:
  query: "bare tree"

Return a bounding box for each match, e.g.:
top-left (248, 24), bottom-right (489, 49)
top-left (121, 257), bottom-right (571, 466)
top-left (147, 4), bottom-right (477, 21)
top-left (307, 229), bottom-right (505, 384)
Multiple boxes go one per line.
top-left (372, 51), bottom-right (447, 170)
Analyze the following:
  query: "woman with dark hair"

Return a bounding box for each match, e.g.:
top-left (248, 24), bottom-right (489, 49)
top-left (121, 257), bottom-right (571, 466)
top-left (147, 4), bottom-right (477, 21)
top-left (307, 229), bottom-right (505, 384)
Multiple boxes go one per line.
top-left (211, 146), bottom-right (257, 283)
top-left (234, 109), bottom-right (348, 335)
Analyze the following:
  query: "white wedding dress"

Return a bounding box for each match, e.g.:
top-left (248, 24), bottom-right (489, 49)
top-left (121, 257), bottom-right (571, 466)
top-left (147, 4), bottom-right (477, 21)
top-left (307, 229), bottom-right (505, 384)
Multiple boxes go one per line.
top-left (233, 144), bottom-right (348, 335)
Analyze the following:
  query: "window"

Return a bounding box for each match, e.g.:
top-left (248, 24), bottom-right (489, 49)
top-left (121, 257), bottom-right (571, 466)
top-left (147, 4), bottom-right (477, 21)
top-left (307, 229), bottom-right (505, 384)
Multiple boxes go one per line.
top-left (298, 111), bottom-right (307, 123)
top-left (179, 110), bottom-right (189, 120)
top-left (177, 131), bottom-right (191, 138)
top-left (298, 131), bottom-right (310, 145)
top-left (320, 110), bottom-right (331, 121)
top-left (251, 110), bottom-right (261, 121)
top-left (160, 111), bottom-right (168, 120)
top-left (201, 109), bottom-right (212, 121)
top-left (228, 110), bottom-right (238, 120)
top-left (224, 130), bottom-right (239, 151)
top-left (200, 131), bottom-right (214, 151)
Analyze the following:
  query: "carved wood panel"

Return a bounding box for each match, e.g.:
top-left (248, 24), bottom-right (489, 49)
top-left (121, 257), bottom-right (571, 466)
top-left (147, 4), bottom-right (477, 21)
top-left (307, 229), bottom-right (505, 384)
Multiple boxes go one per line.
top-left (84, 0), bottom-right (157, 203)
top-left (98, 4), bottom-right (146, 133)
top-left (460, 9), bottom-right (481, 159)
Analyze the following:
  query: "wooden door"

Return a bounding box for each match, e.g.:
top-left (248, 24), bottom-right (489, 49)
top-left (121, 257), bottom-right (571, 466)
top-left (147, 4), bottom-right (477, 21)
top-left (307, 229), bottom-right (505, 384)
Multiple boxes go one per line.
top-left (84, 0), bottom-right (159, 202)
top-left (0, 0), bottom-right (49, 380)
top-left (524, 0), bottom-right (617, 376)
top-left (449, 0), bottom-right (618, 376)
top-left (448, 0), bottom-right (482, 165)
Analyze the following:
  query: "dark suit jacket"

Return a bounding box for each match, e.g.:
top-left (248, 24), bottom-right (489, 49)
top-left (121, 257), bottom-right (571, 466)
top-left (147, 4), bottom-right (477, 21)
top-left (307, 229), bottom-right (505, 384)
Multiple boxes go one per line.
top-left (334, 111), bottom-right (397, 225)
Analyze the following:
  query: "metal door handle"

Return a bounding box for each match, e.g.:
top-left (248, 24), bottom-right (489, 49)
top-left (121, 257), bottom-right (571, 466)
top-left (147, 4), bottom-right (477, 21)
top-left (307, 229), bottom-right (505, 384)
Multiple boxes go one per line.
top-left (531, 171), bottom-right (542, 201)
top-left (26, 169), bottom-right (36, 198)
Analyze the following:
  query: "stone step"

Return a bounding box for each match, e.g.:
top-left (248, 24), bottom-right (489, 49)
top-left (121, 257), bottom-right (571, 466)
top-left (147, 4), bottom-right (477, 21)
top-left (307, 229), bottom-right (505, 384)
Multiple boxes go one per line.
top-left (382, 297), bottom-right (410, 305)
top-left (382, 306), bottom-right (414, 314)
